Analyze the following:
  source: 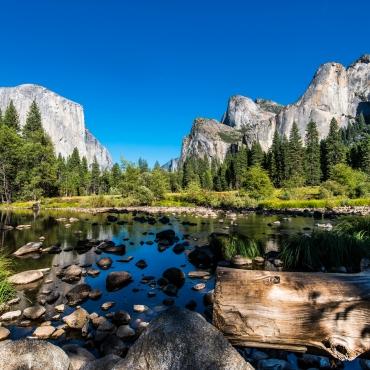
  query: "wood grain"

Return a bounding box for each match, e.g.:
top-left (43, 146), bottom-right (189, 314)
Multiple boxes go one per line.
top-left (213, 267), bottom-right (370, 360)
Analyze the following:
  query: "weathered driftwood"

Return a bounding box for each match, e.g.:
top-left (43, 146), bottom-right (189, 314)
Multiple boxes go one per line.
top-left (213, 267), bottom-right (370, 361)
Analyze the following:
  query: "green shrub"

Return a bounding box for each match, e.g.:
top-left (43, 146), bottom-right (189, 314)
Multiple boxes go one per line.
top-left (242, 166), bottom-right (274, 199)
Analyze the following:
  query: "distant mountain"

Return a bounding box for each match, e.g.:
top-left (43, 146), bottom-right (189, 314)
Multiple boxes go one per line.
top-left (172, 54), bottom-right (370, 168)
top-left (0, 84), bottom-right (112, 168)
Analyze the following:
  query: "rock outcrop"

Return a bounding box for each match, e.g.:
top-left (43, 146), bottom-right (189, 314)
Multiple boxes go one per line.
top-left (175, 55), bottom-right (370, 165)
top-left (113, 307), bottom-right (253, 370)
top-left (0, 84), bottom-right (112, 168)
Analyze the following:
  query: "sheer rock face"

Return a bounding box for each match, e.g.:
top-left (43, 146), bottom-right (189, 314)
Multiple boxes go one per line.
top-left (179, 117), bottom-right (240, 165)
top-left (0, 84), bottom-right (112, 168)
top-left (178, 55), bottom-right (370, 164)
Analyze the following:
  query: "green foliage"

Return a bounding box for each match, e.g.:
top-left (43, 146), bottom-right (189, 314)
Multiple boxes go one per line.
top-left (286, 122), bottom-right (304, 181)
top-left (3, 100), bottom-right (20, 131)
top-left (0, 255), bottom-right (16, 304)
top-left (305, 120), bottom-right (321, 185)
top-left (280, 229), bottom-right (369, 272)
top-left (321, 118), bottom-right (346, 179)
top-left (242, 166), bottom-right (274, 199)
top-left (210, 233), bottom-right (262, 260)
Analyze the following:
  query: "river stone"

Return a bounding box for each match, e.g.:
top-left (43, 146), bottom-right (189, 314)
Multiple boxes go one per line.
top-left (112, 310), bottom-right (131, 326)
top-left (106, 271), bottom-right (132, 291)
top-left (133, 305), bottom-right (148, 313)
top-left (81, 354), bottom-right (121, 370)
top-left (162, 267), bottom-right (185, 288)
top-left (113, 307), bottom-right (253, 370)
top-left (23, 305), bottom-right (46, 320)
top-left (257, 359), bottom-right (290, 370)
top-left (97, 257), bottom-right (113, 270)
top-left (0, 310), bottom-right (22, 321)
top-left (61, 264), bottom-right (82, 282)
top-left (63, 307), bottom-right (89, 330)
top-left (0, 339), bottom-right (70, 370)
top-left (192, 283), bottom-right (206, 291)
top-left (188, 271), bottom-right (211, 279)
top-left (33, 325), bottom-right (55, 339)
top-left (231, 255), bottom-right (252, 267)
top-left (0, 327), bottom-right (10, 340)
top-left (8, 270), bottom-right (43, 285)
top-left (116, 324), bottom-right (135, 340)
top-left (13, 242), bottom-right (42, 256)
top-left (66, 284), bottom-right (92, 306)
top-left (100, 335), bottom-right (128, 357)
top-left (63, 344), bottom-right (96, 370)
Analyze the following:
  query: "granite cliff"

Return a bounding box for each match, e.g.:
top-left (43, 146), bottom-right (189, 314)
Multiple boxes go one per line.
top-left (177, 55), bottom-right (370, 166)
top-left (0, 84), bottom-right (112, 168)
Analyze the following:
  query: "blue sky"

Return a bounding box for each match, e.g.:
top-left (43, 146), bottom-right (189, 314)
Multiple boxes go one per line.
top-left (0, 0), bottom-right (369, 166)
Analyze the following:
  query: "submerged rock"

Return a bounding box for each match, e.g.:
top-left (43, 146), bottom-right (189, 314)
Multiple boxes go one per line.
top-left (63, 344), bottom-right (96, 370)
top-left (113, 307), bottom-right (253, 370)
top-left (106, 271), bottom-right (132, 292)
top-left (0, 339), bottom-right (70, 370)
top-left (66, 284), bottom-right (92, 306)
top-left (97, 257), bottom-right (113, 270)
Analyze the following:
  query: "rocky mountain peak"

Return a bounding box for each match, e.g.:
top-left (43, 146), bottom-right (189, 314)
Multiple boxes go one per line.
top-left (174, 54), bottom-right (370, 167)
top-left (0, 84), bottom-right (112, 168)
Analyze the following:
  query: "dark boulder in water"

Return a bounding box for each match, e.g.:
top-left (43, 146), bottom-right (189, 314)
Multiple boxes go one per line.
top-left (106, 271), bottom-right (132, 291)
top-left (162, 267), bottom-right (185, 288)
top-left (156, 229), bottom-right (177, 246)
top-left (107, 215), bottom-right (118, 222)
top-left (188, 245), bottom-right (216, 268)
top-left (66, 284), bottom-right (92, 306)
top-left (97, 257), bottom-right (113, 270)
top-left (158, 216), bottom-right (170, 224)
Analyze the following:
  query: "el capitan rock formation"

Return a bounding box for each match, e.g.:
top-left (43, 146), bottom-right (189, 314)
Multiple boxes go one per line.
top-left (0, 84), bottom-right (112, 168)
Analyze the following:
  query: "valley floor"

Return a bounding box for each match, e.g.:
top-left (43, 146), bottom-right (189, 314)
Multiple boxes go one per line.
top-left (2, 188), bottom-right (370, 216)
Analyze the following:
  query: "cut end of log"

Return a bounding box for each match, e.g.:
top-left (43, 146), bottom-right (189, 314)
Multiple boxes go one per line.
top-left (213, 267), bottom-right (370, 361)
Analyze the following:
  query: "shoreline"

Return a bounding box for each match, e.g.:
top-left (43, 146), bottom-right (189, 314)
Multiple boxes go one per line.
top-left (1, 204), bottom-right (370, 217)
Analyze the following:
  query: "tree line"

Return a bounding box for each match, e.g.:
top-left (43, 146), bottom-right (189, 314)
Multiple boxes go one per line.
top-left (1, 99), bottom-right (369, 204)
top-left (174, 115), bottom-right (370, 198)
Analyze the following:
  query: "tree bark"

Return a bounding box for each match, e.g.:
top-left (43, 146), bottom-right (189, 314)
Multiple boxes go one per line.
top-left (213, 267), bottom-right (370, 361)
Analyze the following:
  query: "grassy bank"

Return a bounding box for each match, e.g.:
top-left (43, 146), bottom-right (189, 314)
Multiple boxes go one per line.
top-left (1, 188), bottom-right (370, 211)
top-left (0, 256), bottom-right (15, 305)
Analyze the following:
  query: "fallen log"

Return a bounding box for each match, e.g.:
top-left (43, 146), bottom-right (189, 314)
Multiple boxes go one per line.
top-left (213, 267), bottom-right (370, 361)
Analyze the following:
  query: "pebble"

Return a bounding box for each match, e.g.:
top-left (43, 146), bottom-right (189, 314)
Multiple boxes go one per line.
top-left (33, 325), bottom-right (55, 339)
top-left (0, 310), bottom-right (22, 321)
top-left (133, 305), bottom-right (148, 313)
top-left (188, 271), bottom-right (211, 279)
top-left (0, 327), bottom-right (10, 340)
top-left (192, 283), bottom-right (206, 291)
top-left (23, 305), bottom-right (46, 320)
top-left (116, 324), bottom-right (135, 339)
top-left (55, 304), bottom-right (65, 313)
top-left (253, 256), bottom-right (265, 265)
top-left (101, 302), bottom-right (115, 311)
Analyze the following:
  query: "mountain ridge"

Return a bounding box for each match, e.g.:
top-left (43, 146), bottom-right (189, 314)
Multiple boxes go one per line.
top-left (0, 84), bottom-right (112, 168)
top-left (174, 54), bottom-right (370, 168)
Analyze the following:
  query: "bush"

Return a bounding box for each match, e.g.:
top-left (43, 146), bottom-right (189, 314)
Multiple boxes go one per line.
top-left (242, 166), bottom-right (274, 199)
top-left (319, 180), bottom-right (347, 198)
top-left (329, 164), bottom-right (370, 198)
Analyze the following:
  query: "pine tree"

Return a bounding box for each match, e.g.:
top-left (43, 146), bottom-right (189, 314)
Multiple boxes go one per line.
top-left (284, 122), bottom-right (304, 185)
top-left (268, 130), bottom-right (284, 187)
top-left (138, 158), bottom-right (149, 173)
top-left (304, 120), bottom-right (321, 185)
top-left (23, 101), bottom-right (43, 140)
top-left (234, 147), bottom-right (248, 188)
top-left (3, 100), bottom-right (20, 131)
top-left (322, 118), bottom-right (346, 179)
top-left (249, 141), bottom-right (264, 166)
top-left (111, 163), bottom-right (122, 190)
top-left (90, 156), bottom-right (100, 194)
top-left (360, 135), bottom-right (370, 175)
top-left (0, 108), bottom-right (3, 125)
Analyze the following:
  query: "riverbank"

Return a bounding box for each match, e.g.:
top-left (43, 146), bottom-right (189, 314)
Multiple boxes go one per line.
top-left (2, 200), bottom-right (370, 217)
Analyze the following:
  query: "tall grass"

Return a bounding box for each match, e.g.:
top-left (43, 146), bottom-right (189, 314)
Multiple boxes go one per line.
top-left (210, 233), bottom-right (263, 260)
top-left (280, 230), bottom-right (369, 271)
top-left (0, 255), bottom-right (15, 304)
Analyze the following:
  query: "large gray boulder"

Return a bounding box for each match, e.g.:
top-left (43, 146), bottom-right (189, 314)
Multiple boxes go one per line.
top-left (113, 307), bottom-right (253, 370)
top-left (0, 339), bottom-right (70, 370)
